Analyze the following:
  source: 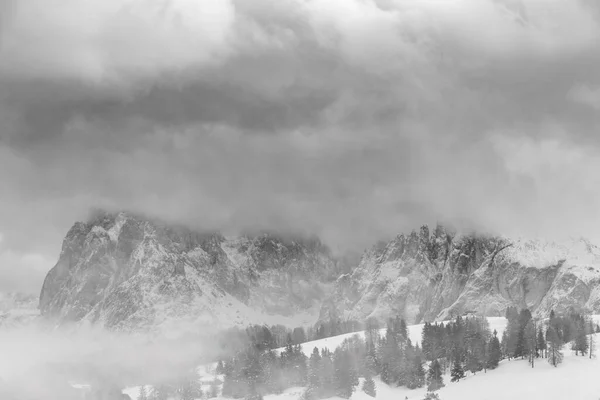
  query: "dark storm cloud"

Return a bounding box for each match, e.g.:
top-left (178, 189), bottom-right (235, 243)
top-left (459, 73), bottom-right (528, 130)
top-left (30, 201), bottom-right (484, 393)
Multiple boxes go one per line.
top-left (1, 0), bottom-right (600, 293)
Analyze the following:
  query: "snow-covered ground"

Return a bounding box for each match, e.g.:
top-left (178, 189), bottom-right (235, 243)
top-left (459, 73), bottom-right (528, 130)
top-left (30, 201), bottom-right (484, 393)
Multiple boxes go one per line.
top-left (123, 317), bottom-right (508, 399)
top-left (241, 344), bottom-right (600, 400)
top-left (124, 317), bottom-right (600, 400)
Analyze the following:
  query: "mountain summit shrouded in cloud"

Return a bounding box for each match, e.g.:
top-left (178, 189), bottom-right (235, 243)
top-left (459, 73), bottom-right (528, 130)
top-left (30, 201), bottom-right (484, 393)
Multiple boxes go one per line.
top-left (1, 0), bottom-right (600, 293)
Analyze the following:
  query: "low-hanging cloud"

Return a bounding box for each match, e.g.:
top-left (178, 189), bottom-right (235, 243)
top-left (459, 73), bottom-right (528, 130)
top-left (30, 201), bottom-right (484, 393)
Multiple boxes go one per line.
top-left (0, 320), bottom-right (221, 399)
top-left (1, 0), bottom-right (600, 293)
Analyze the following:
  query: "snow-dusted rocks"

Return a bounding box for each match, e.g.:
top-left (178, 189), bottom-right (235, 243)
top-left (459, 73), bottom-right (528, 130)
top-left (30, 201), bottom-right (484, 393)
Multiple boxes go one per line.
top-left (39, 214), bottom-right (600, 333)
top-left (320, 225), bottom-right (600, 325)
top-left (39, 211), bottom-right (343, 333)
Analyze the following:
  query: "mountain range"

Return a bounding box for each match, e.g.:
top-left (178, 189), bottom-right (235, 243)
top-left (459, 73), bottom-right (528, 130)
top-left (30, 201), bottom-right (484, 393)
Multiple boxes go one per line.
top-left (36, 211), bottom-right (600, 334)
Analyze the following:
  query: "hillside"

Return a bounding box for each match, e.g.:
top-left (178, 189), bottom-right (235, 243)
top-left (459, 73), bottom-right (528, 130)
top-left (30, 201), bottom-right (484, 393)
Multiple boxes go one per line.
top-left (123, 318), bottom-right (600, 400)
top-left (240, 345), bottom-right (600, 400)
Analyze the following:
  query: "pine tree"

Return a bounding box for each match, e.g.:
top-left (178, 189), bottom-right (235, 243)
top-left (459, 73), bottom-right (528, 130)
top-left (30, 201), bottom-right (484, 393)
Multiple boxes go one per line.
top-left (500, 330), bottom-right (508, 359)
top-left (396, 339), bottom-right (415, 387)
top-left (486, 330), bottom-right (501, 370)
top-left (546, 326), bottom-right (563, 367)
top-left (422, 322), bottom-right (433, 361)
top-left (292, 327), bottom-right (307, 345)
top-left (243, 347), bottom-right (263, 395)
top-left (362, 372), bottom-right (376, 397)
top-left (365, 317), bottom-right (380, 345)
top-left (525, 319), bottom-right (537, 368)
top-left (149, 385), bottom-right (169, 400)
top-left (450, 360), bottom-right (465, 382)
top-left (379, 325), bottom-right (402, 385)
top-left (408, 355), bottom-right (425, 389)
top-left (308, 347), bottom-right (321, 391)
top-left (399, 318), bottom-right (409, 342)
top-left (216, 360), bottom-right (225, 374)
top-left (573, 317), bottom-right (589, 356)
top-left (265, 350), bottom-right (285, 394)
top-left (365, 344), bottom-right (378, 374)
top-left (423, 393), bottom-right (441, 400)
top-left (380, 362), bottom-right (392, 385)
top-left (515, 309), bottom-right (532, 359)
top-left (426, 359), bottom-right (444, 392)
top-left (466, 347), bottom-right (482, 374)
top-left (316, 349), bottom-right (334, 398)
top-left (537, 327), bottom-right (546, 358)
top-left (364, 318), bottom-right (380, 374)
top-left (137, 385), bottom-right (148, 400)
top-left (504, 307), bottom-right (519, 359)
top-left (333, 348), bottom-right (358, 399)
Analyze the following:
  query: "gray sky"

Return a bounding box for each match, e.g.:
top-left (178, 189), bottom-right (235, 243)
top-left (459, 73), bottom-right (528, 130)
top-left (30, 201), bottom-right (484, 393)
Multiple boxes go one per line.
top-left (0, 0), bottom-right (599, 294)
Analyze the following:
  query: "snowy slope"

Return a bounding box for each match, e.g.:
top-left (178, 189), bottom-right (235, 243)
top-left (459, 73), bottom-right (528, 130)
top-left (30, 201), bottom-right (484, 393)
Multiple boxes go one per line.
top-left (140, 318), bottom-right (600, 400)
top-left (122, 318), bottom-right (509, 399)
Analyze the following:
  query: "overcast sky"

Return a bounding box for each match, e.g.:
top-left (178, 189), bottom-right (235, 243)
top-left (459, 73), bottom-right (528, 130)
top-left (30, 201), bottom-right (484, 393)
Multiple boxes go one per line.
top-left (0, 0), bottom-right (599, 294)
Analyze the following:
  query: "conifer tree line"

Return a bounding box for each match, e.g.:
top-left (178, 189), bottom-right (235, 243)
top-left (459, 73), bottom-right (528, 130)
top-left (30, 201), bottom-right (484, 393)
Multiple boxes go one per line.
top-left (218, 316), bottom-right (440, 400)
top-left (217, 319), bottom-right (364, 357)
top-left (219, 335), bottom-right (364, 400)
top-left (146, 308), bottom-right (598, 400)
top-left (420, 314), bottom-right (500, 380)
top-left (499, 307), bottom-right (596, 368)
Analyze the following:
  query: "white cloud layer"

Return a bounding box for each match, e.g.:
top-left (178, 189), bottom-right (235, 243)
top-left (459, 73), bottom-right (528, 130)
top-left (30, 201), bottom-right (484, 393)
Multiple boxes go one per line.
top-left (0, 0), bottom-right (599, 292)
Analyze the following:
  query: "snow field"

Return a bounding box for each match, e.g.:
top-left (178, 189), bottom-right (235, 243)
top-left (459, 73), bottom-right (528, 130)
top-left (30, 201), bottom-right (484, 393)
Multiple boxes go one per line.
top-left (125, 317), bottom-right (600, 400)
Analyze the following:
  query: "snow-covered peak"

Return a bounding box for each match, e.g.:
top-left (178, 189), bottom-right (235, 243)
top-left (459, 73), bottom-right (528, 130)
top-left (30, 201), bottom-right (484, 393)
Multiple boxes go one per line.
top-left (321, 225), bottom-right (600, 326)
top-left (500, 237), bottom-right (600, 269)
top-left (39, 211), bottom-right (340, 334)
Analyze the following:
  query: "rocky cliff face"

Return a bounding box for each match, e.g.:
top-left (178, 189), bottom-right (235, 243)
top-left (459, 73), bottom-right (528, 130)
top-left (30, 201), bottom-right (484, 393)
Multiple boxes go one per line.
top-left (39, 211), bottom-right (342, 333)
top-left (319, 225), bottom-right (600, 325)
top-left (40, 213), bottom-right (600, 333)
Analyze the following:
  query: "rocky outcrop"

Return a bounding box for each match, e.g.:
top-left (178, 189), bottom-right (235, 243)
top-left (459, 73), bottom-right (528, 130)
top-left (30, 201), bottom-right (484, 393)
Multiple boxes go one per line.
top-left (319, 225), bottom-right (600, 324)
top-left (40, 212), bottom-right (600, 333)
top-left (39, 211), bottom-right (342, 333)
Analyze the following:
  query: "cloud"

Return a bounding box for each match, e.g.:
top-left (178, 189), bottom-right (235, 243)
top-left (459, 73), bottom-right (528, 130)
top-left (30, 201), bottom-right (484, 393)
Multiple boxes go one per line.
top-left (0, 249), bottom-right (51, 294)
top-left (0, 224), bottom-right (52, 294)
top-left (0, 320), bottom-right (219, 398)
top-left (0, 0), bottom-right (236, 84)
top-left (1, 0), bottom-right (600, 289)
top-left (567, 84), bottom-right (600, 110)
